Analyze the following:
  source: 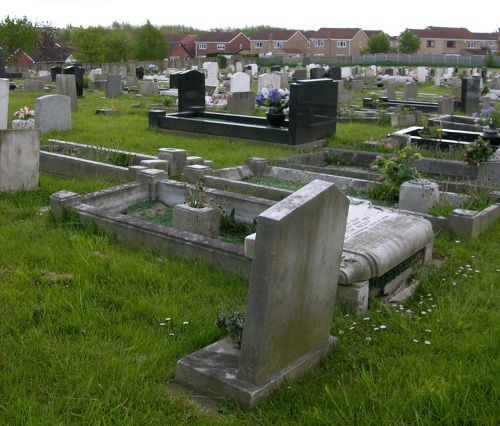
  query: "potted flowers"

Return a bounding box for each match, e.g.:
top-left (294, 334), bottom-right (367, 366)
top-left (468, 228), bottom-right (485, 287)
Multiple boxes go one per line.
top-left (12, 106), bottom-right (35, 129)
top-left (473, 105), bottom-right (500, 138)
top-left (255, 87), bottom-right (290, 128)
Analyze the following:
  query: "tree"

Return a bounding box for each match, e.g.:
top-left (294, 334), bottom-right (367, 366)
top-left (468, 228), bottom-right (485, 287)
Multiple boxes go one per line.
top-left (37, 22), bottom-right (61, 62)
top-left (136, 20), bottom-right (168, 61)
top-left (0, 15), bottom-right (39, 62)
top-left (398, 29), bottom-right (421, 54)
top-left (365, 33), bottom-right (391, 53)
top-left (70, 26), bottom-right (105, 64)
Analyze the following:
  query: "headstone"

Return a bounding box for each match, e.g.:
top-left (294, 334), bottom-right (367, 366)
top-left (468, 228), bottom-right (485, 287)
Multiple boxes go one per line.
top-left (438, 96), bottom-right (454, 115)
top-left (0, 129), bottom-right (40, 192)
top-left (310, 67), bottom-right (326, 79)
top-left (63, 65), bottom-right (84, 97)
top-left (416, 67), bottom-right (427, 82)
top-left (50, 66), bottom-right (62, 82)
top-left (227, 92), bottom-right (256, 115)
top-left (169, 72), bottom-right (179, 89)
top-left (175, 180), bottom-right (349, 411)
top-left (257, 73), bottom-right (281, 92)
top-left (136, 66), bottom-right (144, 80)
top-left (351, 80), bottom-right (364, 93)
top-left (235, 62), bottom-right (243, 73)
top-left (230, 72), bottom-right (250, 93)
top-left (118, 66), bottom-right (127, 78)
top-left (386, 78), bottom-right (396, 100)
top-left (204, 62), bottom-right (219, 87)
top-left (403, 81), bottom-right (418, 100)
top-left (138, 81), bottom-right (158, 96)
top-left (341, 67), bottom-right (353, 79)
top-left (270, 65), bottom-right (281, 73)
top-left (326, 66), bottom-right (341, 80)
top-left (177, 69), bottom-right (205, 113)
top-left (293, 69), bottom-right (307, 80)
top-left (106, 74), bottom-right (122, 98)
top-left (0, 53), bottom-right (5, 79)
top-left (434, 68), bottom-right (443, 86)
top-left (56, 74), bottom-right (77, 111)
top-left (460, 77), bottom-right (480, 114)
top-left (24, 79), bottom-right (45, 92)
top-left (34, 94), bottom-right (72, 133)
top-left (0, 78), bottom-right (9, 129)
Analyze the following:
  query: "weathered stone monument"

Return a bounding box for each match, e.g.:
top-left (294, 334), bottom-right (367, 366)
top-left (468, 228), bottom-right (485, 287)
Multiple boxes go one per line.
top-left (106, 74), bottom-right (122, 98)
top-left (56, 74), bottom-right (78, 111)
top-left (0, 78), bottom-right (9, 129)
top-left (35, 94), bottom-right (72, 133)
top-left (460, 77), bottom-right (480, 114)
top-left (227, 72), bottom-right (254, 115)
top-left (175, 180), bottom-right (349, 411)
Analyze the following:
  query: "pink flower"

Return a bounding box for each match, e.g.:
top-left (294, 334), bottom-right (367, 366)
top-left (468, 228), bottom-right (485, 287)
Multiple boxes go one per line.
top-left (385, 143), bottom-right (392, 150)
top-left (370, 165), bottom-right (378, 171)
top-left (377, 176), bottom-right (384, 182)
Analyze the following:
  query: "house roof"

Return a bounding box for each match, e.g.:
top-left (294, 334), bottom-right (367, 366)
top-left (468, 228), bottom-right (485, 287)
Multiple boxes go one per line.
top-left (471, 32), bottom-right (500, 41)
top-left (410, 26), bottom-right (475, 39)
top-left (250, 29), bottom-right (305, 41)
top-left (196, 31), bottom-right (247, 43)
top-left (364, 30), bottom-right (385, 38)
top-left (310, 28), bottom-right (363, 39)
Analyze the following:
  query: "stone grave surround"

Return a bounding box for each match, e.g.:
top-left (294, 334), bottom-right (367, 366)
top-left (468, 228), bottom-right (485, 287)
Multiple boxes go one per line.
top-left (175, 180), bottom-right (350, 411)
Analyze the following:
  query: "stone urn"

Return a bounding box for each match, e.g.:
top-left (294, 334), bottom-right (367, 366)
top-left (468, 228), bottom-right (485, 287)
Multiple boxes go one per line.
top-left (12, 119), bottom-right (35, 130)
top-left (266, 108), bottom-right (286, 128)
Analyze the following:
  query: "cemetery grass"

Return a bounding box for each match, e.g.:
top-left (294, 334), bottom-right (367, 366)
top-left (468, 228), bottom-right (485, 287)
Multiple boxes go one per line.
top-left (1, 173), bottom-right (498, 424)
top-left (3, 89), bottom-right (498, 424)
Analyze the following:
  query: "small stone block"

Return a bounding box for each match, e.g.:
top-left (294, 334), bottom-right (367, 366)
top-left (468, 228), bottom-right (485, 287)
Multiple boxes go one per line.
top-left (172, 204), bottom-right (220, 238)
top-left (140, 159), bottom-right (169, 172)
top-left (244, 233), bottom-right (256, 258)
top-left (336, 281), bottom-right (369, 314)
top-left (187, 156), bottom-right (204, 165)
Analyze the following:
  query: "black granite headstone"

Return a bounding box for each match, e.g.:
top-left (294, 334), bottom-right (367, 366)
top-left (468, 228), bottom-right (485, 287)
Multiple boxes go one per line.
top-left (327, 66), bottom-right (341, 80)
top-left (51, 66), bottom-right (62, 82)
top-left (63, 65), bottom-right (84, 97)
top-left (310, 68), bottom-right (326, 79)
top-left (0, 52), bottom-right (5, 79)
top-left (460, 77), bottom-right (480, 114)
top-left (177, 70), bottom-right (205, 113)
top-left (271, 65), bottom-right (281, 73)
top-left (169, 72), bottom-right (179, 89)
top-left (385, 68), bottom-right (394, 76)
top-left (136, 66), bottom-right (144, 80)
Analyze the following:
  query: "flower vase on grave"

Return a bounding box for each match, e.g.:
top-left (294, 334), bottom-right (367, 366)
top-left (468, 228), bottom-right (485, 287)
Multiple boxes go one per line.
top-left (266, 108), bottom-right (286, 128)
top-left (11, 119), bottom-right (35, 130)
top-left (481, 128), bottom-right (500, 139)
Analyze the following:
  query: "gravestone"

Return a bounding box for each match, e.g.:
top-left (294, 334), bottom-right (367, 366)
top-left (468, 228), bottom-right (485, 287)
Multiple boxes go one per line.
top-left (327, 66), bottom-right (341, 80)
top-left (310, 67), bottom-right (326, 79)
top-left (0, 78), bottom-right (9, 129)
top-left (460, 77), bottom-right (480, 114)
top-left (438, 96), bottom-right (454, 115)
top-left (351, 80), bottom-right (364, 93)
top-left (0, 52), bottom-right (5, 79)
top-left (230, 72), bottom-right (250, 93)
top-left (136, 66), bottom-right (144, 80)
top-left (0, 129), bottom-right (40, 192)
top-left (106, 74), bottom-right (122, 98)
top-left (227, 92), bottom-right (256, 115)
top-left (176, 180), bottom-right (349, 411)
top-left (403, 81), bottom-right (418, 100)
top-left (63, 65), bottom-right (84, 97)
top-left (139, 81), bottom-right (158, 96)
top-left (293, 69), bottom-right (307, 80)
top-left (386, 78), bottom-right (396, 100)
top-left (270, 65), bottom-right (281, 73)
top-left (35, 94), bottom-right (72, 133)
top-left (24, 79), bottom-right (45, 92)
top-left (118, 66), bottom-right (127, 78)
top-left (235, 62), bottom-right (243, 73)
top-left (257, 73), bottom-right (281, 92)
top-left (204, 62), bottom-right (219, 87)
top-left (56, 74), bottom-right (77, 111)
top-left (177, 69), bottom-right (205, 113)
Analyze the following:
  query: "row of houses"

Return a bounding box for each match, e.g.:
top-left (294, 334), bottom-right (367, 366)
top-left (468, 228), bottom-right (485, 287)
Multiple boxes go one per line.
top-left (168, 27), bottom-right (499, 60)
top-left (7, 26), bottom-right (500, 66)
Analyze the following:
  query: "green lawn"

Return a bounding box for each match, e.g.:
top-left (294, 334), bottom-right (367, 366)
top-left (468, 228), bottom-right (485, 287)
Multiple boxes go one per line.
top-left (0, 86), bottom-right (498, 424)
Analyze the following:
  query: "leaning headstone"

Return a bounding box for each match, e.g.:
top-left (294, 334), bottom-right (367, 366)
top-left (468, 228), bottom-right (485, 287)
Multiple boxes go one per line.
top-left (56, 74), bottom-right (77, 111)
top-left (460, 77), bottom-right (480, 114)
top-left (24, 79), bottom-right (45, 92)
top-left (0, 129), bottom-right (40, 192)
top-left (403, 81), bottom-right (418, 100)
top-left (175, 180), bottom-right (349, 411)
top-left (106, 74), bottom-right (122, 98)
top-left (35, 94), bottom-right (72, 133)
top-left (230, 72), bottom-right (250, 93)
top-left (0, 78), bottom-right (9, 129)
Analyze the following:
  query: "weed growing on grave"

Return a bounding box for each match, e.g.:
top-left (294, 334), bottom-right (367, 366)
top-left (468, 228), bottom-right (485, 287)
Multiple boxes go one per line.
top-left (184, 180), bottom-right (212, 208)
top-left (463, 136), bottom-right (494, 167)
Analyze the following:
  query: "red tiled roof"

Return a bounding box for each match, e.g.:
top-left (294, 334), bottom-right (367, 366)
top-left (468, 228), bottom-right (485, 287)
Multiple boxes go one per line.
top-left (310, 28), bottom-right (362, 39)
top-left (410, 26), bottom-right (475, 39)
top-left (197, 31), bottom-right (245, 43)
top-left (250, 29), bottom-right (302, 41)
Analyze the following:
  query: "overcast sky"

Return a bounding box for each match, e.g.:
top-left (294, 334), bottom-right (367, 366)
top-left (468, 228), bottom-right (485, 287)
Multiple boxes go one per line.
top-left (2, 0), bottom-right (499, 37)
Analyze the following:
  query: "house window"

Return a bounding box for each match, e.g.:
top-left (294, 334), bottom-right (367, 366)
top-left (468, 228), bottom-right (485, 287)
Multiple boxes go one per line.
top-left (337, 41), bottom-right (347, 48)
top-left (184, 55), bottom-right (190, 60)
top-left (490, 41), bottom-right (496, 47)
top-left (199, 43), bottom-right (207, 50)
top-left (314, 40), bottom-right (324, 47)
top-left (217, 44), bottom-right (225, 50)
top-left (254, 42), bottom-right (262, 48)
top-left (446, 41), bottom-right (456, 48)
top-left (274, 42), bottom-right (283, 48)
top-left (467, 41), bottom-right (476, 48)
top-left (427, 40), bottom-right (435, 48)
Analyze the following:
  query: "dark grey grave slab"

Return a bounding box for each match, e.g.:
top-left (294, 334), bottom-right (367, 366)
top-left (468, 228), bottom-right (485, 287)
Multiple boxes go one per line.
top-left (310, 67), bottom-right (326, 79)
top-left (177, 70), bottom-right (205, 113)
top-left (460, 77), bottom-right (480, 114)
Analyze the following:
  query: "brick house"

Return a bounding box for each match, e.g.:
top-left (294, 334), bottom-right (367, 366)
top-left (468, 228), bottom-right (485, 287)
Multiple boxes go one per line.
top-left (410, 26), bottom-right (499, 55)
top-left (166, 34), bottom-right (199, 60)
top-left (250, 29), bottom-right (311, 57)
top-left (194, 31), bottom-right (250, 58)
top-left (309, 28), bottom-right (369, 57)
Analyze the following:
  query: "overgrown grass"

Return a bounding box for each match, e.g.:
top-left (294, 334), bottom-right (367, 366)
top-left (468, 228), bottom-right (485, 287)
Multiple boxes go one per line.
top-left (1, 87), bottom-right (498, 424)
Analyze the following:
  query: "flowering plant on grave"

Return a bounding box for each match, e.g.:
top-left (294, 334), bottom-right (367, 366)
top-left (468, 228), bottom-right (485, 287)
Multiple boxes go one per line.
top-left (255, 87), bottom-right (290, 110)
top-left (463, 137), bottom-right (493, 167)
top-left (473, 105), bottom-right (500, 130)
top-left (480, 84), bottom-right (490, 96)
top-left (14, 105), bottom-right (35, 120)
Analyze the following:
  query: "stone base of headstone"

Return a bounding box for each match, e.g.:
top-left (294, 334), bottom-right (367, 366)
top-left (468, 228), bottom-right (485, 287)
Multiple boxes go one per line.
top-left (139, 159), bottom-right (169, 172)
top-left (336, 281), bottom-right (369, 314)
top-left (399, 180), bottom-right (440, 213)
top-left (172, 204), bottom-right (220, 238)
top-left (175, 335), bottom-right (337, 412)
